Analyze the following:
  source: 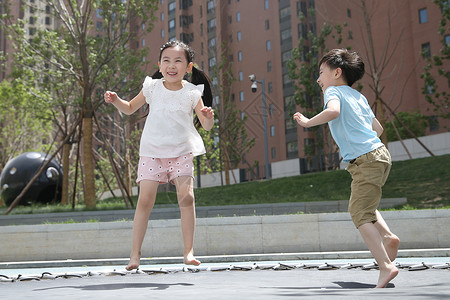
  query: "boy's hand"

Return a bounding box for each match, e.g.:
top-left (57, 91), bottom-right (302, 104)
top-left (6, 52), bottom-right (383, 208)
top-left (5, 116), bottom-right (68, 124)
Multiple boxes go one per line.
top-left (200, 107), bottom-right (214, 119)
top-left (104, 91), bottom-right (118, 103)
top-left (293, 112), bottom-right (310, 127)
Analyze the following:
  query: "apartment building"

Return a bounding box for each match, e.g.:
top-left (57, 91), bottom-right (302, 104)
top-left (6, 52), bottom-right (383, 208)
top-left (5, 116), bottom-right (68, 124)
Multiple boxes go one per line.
top-left (2, 0), bottom-right (448, 178)
top-left (139, 0), bottom-right (448, 177)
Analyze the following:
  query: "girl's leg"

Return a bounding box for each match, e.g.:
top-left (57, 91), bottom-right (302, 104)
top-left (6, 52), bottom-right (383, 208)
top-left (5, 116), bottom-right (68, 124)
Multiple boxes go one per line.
top-left (358, 222), bottom-right (399, 288)
top-left (374, 210), bottom-right (400, 261)
top-left (126, 180), bottom-right (159, 270)
top-left (173, 176), bottom-right (200, 266)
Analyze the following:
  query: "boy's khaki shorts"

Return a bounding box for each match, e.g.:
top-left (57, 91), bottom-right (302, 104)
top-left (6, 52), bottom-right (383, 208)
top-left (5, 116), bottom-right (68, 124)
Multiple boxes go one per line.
top-left (346, 146), bottom-right (391, 228)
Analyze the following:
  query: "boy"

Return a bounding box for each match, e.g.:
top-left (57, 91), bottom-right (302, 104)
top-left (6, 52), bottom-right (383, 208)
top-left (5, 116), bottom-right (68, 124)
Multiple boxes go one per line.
top-left (294, 49), bottom-right (400, 288)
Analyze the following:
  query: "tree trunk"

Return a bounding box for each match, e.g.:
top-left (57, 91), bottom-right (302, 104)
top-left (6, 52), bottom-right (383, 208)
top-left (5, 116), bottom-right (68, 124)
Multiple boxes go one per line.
top-left (61, 142), bottom-right (71, 205)
top-left (376, 98), bottom-right (389, 147)
top-left (82, 117), bottom-right (96, 208)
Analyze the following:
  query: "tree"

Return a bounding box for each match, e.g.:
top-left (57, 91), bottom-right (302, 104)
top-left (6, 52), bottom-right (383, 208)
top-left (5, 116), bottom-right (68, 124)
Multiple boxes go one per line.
top-left (288, 8), bottom-right (346, 171)
top-left (0, 80), bottom-right (53, 171)
top-left (385, 111), bottom-right (429, 142)
top-left (215, 42), bottom-right (255, 184)
top-left (421, 0), bottom-right (450, 124)
top-left (1, 0), bottom-right (159, 208)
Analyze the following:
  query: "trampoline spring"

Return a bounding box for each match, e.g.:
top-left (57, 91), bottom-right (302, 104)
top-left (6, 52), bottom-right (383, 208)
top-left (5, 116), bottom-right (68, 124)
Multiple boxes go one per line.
top-left (408, 262), bottom-right (430, 271)
top-left (362, 262), bottom-right (379, 270)
top-left (431, 263), bottom-right (450, 270)
top-left (318, 263), bottom-right (340, 270)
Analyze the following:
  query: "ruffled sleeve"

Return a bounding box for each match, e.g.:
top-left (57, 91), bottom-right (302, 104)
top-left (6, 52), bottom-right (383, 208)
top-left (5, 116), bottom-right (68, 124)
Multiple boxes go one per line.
top-left (142, 76), bottom-right (156, 103)
top-left (192, 84), bottom-right (204, 109)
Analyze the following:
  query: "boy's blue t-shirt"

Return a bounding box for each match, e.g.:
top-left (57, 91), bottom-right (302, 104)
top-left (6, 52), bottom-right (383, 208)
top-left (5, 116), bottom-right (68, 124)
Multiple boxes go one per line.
top-left (324, 85), bottom-right (384, 161)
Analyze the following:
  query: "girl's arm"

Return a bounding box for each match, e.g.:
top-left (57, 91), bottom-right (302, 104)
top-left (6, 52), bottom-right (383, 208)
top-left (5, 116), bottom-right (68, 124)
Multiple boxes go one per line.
top-left (104, 90), bottom-right (146, 115)
top-left (293, 99), bottom-right (340, 128)
top-left (194, 98), bottom-right (214, 131)
top-left (372, 117), bottom-right (383, 137)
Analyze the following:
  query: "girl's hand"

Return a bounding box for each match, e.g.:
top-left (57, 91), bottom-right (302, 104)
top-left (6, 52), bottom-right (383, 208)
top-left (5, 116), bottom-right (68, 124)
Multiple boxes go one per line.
top-left (104, 91), bottom-right (118, 103)
top-left (200, 106), bottom-right (214, 119)
top-left (293, 112), bottom-right (310, 127)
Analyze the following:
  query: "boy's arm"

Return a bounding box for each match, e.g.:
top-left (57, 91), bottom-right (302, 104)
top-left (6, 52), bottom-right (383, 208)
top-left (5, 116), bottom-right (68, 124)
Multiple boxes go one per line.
top-left (372, 117), bottom-right (383, 137)
top-left (294, 99), bottom-right (340, 128)
top-left (194, 98), bottom-right (214, 131)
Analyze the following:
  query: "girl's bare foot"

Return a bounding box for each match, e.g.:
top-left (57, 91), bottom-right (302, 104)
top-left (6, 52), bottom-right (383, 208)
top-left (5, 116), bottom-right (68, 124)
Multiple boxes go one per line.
top-left (383, 234), bottom-right (400, 262)
top-left (184, 252), bottom-right (201, 266)
top-left (126, 255), bottom-right (140, 271)
top-left (376, 265), bottom-right (399, 288)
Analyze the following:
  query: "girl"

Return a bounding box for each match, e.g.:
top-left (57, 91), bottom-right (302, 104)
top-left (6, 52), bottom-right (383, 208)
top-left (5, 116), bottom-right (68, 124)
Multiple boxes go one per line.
top-left (294, 49), bottom-right (400, 288)
top-left (104, 40), bottom-right (214, 270)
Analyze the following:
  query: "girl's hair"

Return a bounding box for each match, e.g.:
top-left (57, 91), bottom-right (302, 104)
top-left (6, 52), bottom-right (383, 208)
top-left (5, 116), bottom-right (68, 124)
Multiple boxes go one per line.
top-left (318, 49), bottom-right (365, 87)
top-left (151, 40), bottom-right (213, 127)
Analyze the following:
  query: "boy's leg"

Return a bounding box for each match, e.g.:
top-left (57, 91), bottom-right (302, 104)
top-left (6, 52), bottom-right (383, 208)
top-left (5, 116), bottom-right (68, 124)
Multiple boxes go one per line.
top-left (358, 222), bottom-right (399, 288)
top-left (127, 180), bottom-right (159, 270)
top-left (374, 210), bottom-right (400, 261)
top-left (173, 176), bottom-right (200, 266)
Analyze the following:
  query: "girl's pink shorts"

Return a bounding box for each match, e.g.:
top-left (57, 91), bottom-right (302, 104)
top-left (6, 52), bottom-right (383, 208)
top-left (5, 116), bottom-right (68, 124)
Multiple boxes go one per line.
top-left (136, 152), bottom-right (194, 184)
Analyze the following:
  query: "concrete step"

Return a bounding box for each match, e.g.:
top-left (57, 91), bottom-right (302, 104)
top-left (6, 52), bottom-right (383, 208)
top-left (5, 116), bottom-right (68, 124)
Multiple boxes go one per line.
top-left (0, 198), bottom-right (406, 226)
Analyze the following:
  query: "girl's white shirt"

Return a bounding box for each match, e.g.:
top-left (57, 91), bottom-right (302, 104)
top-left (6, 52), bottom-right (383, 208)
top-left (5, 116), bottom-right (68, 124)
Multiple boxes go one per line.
top-left (139, 76), bottom-right (206, 158)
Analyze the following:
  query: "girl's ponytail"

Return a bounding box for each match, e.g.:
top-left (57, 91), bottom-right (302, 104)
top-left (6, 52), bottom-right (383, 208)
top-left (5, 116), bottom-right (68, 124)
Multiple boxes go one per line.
top-left (191, 66), bottom-right (213, 108)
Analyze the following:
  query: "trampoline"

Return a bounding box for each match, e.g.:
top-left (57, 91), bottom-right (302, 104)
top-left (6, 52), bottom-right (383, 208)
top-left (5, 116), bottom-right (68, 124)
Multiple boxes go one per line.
top-left (1, 257), bottom-right (449, 299)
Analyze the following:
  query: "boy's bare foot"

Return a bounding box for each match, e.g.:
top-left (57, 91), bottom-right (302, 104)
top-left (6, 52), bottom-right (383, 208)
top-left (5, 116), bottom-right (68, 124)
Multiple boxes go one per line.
top-left (376, 265), bottom-right (399, 288)
top-left (383, 234), bottom-right (400, 262)
top-left (184, 253), bottom-right (201, 266)
top-left (126, 256), bottom-right (140, 271)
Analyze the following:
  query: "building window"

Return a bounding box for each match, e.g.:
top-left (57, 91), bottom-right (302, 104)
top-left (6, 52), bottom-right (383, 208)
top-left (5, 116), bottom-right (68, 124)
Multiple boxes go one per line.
top-left (236, 12), bottom-right (240, 22)
top-left (240, 91), bottom-right (244, 102)
top-left (29, 17), bottom-right (35, 25)
top-left (45, 5), bottom-right (51, 14)
top-left (169, 19), bottom-right (175, 32)
top-left (239, 71), bottom-right (243, 81)
top-left (161, 29), bottom-right (165, 37)
top-left (268, 82), bottom-right (273, 94)
top-left (422, 42), bottom-right (431, 58)
top-left (348, 31), bottom-right (353, 40)
top-left (238, 51), bottom-right (242, 61)
top-left (241, 112), bottom-right (245, 120)
top-left (169, 1), bottom-right (176, 14)
top-left (297, 1), bottom-right (307, 17)
top-left (265, 20), bottom-right (270, 30)
top-left (282, 51), bottom-right (292, 68)
top-left (207, 0), bottom-right (215, 12)
top-left (161, 12), bottom-right (164, 21)
top-left (209, 37), bottom-right (216, 48)
top-left (266, 40), bottom-right (271, 51)
top-left (271, 147), bottom-right (276, 159)
top-left (142, 38), bottom-right (145, 47)
top-left (237, 31), bottom-right (242, 41)
top-left (419, 8), bottom-right (428, 24)
top-left (347, 9), bottom-right (351, 18)
top-left (267, 61), bottom-right (272, 72)
top-left (270, 126), bottom-right (275, 137)
top-left (269, 103), bottom-right (274, 115)
top-left (429, 116), bottom-right (439, 132)
top-left (298, 23), bottom-right (308, 39)
top-left (281, 28), bottom-right (292, 41)
top-left (286, 141), bottom-right (298, 159)
top-left (445, 35), bottom-right (450, 46)
top-left (264, 0), bottom-right (269, 10)
top-left (96, 21), bottom-right (102, 31)
top-left (209, 57), bottom-right (216, 69)
top-left (208, 18), bottom-right (216, 32)
top-left (280, 7), bottom-right (291, 19)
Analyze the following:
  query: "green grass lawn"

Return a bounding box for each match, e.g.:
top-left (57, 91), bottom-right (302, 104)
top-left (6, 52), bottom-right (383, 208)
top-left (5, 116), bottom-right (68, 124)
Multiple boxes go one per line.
top-left (2, 154), bottom-right (449, 214)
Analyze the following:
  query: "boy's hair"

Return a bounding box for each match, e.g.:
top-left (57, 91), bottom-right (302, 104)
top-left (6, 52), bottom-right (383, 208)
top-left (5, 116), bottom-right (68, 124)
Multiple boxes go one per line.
top-left (318, 49), bottom-right (365, 87)
top-left (151, 40), bottom-right (213, 127)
